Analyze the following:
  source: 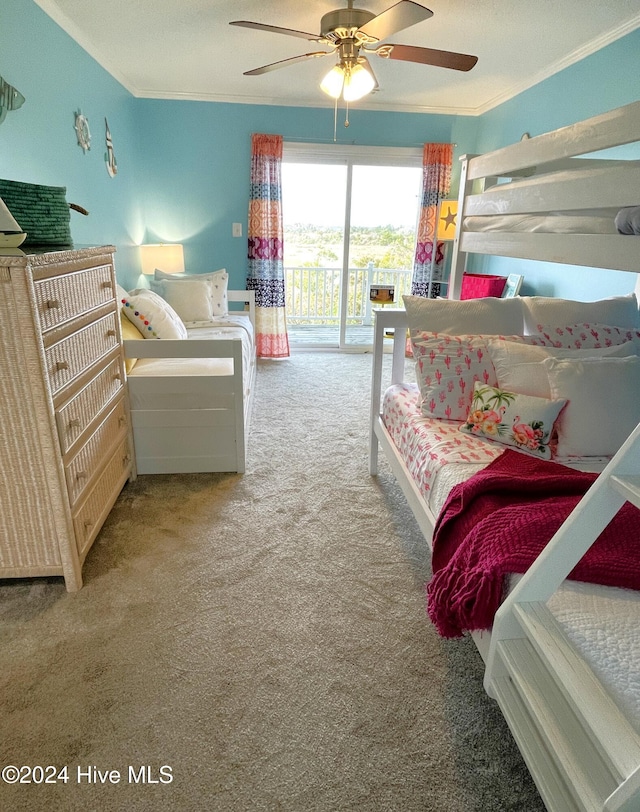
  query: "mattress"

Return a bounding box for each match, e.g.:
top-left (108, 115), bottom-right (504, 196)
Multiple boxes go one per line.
top-left (382, 382), bottom-right (608, 516)
top-left (381, 382), bottom-right (497, 516)
top-left (127, 313), bottom-right (254, 411)
top-left (129, 314), bottom-right (253, 378)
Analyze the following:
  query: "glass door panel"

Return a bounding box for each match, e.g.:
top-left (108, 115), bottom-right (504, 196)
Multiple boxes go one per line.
top-left (343, 165), bottom-right (421, 347)
top-left (282, 162), bottom-right (347, 348)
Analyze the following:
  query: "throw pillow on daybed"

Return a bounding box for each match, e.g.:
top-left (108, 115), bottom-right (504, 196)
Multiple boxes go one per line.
top-left (121, 288), bottom-right (188, 339)
top-left (153, 268), bottom-right (229, 323)
top-left (487, 338), bottom-right (637, 399)
top-left (460, 382), bottom-right (567, 460)
top-left (544, 355), bottom-right (640, 457)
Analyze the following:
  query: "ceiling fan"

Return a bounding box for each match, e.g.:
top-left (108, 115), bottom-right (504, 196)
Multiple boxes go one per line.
top-left (230, 0), bottom-right (478, 102)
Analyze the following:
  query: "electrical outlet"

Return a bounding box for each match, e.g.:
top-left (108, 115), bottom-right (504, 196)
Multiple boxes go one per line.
top-left (232, 222), bottom-right (242, 237)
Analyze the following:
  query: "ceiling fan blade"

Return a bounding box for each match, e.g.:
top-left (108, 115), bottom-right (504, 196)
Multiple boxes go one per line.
top-left (380, 43), bottom-right (478, 72)
top-left (356, 1), bottom-right (433, 44)
top-left (230, 20), bottom-right (326, 43)
top-left (243, 52), bottom-right (333, 76)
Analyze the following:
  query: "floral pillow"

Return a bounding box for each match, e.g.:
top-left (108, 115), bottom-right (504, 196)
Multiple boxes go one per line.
top-left (411, 331), bottom-right (550, 421)
top-left (459, 382), bottom-right (567, 460)
top-left (534, 322), bottom-right (640, 350)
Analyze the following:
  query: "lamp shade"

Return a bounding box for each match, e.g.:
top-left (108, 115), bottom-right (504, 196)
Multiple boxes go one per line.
top-left (139, 243), bottom-right (185, 275)
top-left (343, 64), bottom-right (375, 102)
top-left (320, 65), bottom-right (345, 99)
top-left (436, 200), bottom-right (458, 241)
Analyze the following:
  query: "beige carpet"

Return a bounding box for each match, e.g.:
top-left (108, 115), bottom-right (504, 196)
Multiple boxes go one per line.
top-left (0, 351), bottom-right (544, 811)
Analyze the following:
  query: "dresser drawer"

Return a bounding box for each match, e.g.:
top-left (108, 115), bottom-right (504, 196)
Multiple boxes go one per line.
top-left (46, 311), bottom-right (120, 395)
top-left (55, 356), bottom-right (124, 454)
top-left (73, 436), bottom-right (132, 559)
top-left (35, 265), bottom-right (114, 333)
top-left (65, 397), bottom-right (128, 506)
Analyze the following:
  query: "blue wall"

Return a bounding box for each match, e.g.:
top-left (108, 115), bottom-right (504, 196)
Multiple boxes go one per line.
top-left (133, 100), bottom-right (475, 290)
top-left (0, 0), bottom-right (143, 275)
top-left (1, 0), bottom-right (639, 296)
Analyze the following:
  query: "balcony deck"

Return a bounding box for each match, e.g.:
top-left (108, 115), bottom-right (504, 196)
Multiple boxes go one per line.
top-left (287, 323), bottom-right (375, 349)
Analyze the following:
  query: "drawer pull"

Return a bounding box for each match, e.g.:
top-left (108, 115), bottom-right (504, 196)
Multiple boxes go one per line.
top-left (75, 471), bottom-right (87, 481)
top-left (46, 299), bottom-right (60, 309)
top-left (55, 361), bottom-right (69, 372)
top-left (67, 418), bottom-right (81, 429)
top-left (118, 415), bottom-right (127, 427)
top-left (122, 454), bottom-right (131, 465)
top-left (113, 373), bottom-right (121, 381)
top-left (106, 329), bottom-right (117, 337)
top-left (83, 519), bottom-right (94, 532)
top-left (101, 281), bottom-right (112, 289)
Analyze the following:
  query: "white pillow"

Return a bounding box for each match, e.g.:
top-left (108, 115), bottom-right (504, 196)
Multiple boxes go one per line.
top-left (403, 294), bottom-right (524, 337)
top-left (523, 294), bottom-right (639, 334)
top-left (459, 382), bottom-right (567, 460)
top-left (153, 268), bottom-right (228, 319)
top-left (487, 339), bottom-right (637, 399)
top-left (157, 278), bottom-right (215, 324)
top-left (122, 289), bottom-right (188, 339)
top-left (544, 356), bottom-right (640, 457)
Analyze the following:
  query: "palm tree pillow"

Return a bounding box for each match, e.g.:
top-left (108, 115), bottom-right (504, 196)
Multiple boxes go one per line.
top-left (460, 383), bottom-right (567, 460)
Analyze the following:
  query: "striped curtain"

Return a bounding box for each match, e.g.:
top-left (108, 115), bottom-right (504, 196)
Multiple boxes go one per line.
top-left (247, 133), bottom-right (290, 358)
top-left (411, 143), bottom-right (453, 298)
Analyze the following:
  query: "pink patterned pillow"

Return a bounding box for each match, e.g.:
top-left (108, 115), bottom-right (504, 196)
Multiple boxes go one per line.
top-left (534, 322), bottom-right (640, 349)
top-left (411, 331), bottom-right (554, 420)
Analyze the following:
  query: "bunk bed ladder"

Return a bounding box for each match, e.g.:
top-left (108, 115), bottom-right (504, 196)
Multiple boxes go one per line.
top-left (485, 422), bottom-right (640, 812)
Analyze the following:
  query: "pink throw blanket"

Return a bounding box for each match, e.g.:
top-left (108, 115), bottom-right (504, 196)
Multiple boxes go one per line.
top-left (427, 449), bottom-right (640, 638)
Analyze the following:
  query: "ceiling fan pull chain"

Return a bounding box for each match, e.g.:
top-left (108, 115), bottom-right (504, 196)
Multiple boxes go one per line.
top-left (344, 100), bottom-right (350, 128)
top-left (333, 96), bottom-right (338, 142)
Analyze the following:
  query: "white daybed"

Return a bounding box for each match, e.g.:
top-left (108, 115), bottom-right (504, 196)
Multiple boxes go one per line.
top-left (123, 290), bottom-right (256, 474)
top-left (370, 99), bottom-right (640, 811)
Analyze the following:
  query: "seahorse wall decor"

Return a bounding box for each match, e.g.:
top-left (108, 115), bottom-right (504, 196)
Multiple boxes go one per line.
top-left (0, 75), bottom-right (25, 125)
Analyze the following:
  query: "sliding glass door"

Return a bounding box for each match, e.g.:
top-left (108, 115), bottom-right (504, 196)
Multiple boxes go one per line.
top-left (282, 144), bottom-right (422, 349)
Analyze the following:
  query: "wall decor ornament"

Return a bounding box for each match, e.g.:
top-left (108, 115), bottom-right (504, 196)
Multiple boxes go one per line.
top-left (74, 110), bottom-right (91, 152)
top-left (0, 76), bottom-right (25, 125)
top-left (104, 118), bottom-right (117, 177)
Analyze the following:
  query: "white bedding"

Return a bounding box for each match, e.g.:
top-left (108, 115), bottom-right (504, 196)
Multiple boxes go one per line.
top-left (463, 213), bottom-right (619, 234)
top-left (549, 581), bottom-right (640, 736)
top-left (127, 313), bottom-right (254, 410)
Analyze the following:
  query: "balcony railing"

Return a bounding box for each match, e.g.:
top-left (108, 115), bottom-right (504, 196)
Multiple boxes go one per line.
top-left (285, 263), bottom-right (413, 325)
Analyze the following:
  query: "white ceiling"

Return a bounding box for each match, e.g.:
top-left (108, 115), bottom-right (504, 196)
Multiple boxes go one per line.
top-left (35, 0), bottom-right (640, 115)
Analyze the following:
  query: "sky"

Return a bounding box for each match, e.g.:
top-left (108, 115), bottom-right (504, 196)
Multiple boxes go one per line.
top-left (282, 163), bottom-right (421, 229)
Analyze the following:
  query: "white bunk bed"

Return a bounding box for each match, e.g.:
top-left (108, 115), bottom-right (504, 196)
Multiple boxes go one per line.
top-left (124, 290), bottom-right (256, 475)
top-left (369, 100), bottom-right (640, 811)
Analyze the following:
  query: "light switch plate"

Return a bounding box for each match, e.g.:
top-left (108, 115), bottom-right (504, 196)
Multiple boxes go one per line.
top-left (232, 222), bottom-right (242, 237)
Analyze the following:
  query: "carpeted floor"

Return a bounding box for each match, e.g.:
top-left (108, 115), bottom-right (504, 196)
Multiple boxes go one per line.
top-left (0, 351), bottom-right (545, 811)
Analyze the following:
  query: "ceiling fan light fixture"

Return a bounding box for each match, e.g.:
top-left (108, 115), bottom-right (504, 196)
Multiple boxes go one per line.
top-left (320, 60), bottom-right (375, 102)
top-left (320, 64), bottom-right (345, 99)
top-left (342, 62), bottom-right (375, 101)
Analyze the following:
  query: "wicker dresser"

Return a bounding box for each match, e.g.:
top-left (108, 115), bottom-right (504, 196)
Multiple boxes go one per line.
top-left (0, 245), bottom-right (135, 591)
